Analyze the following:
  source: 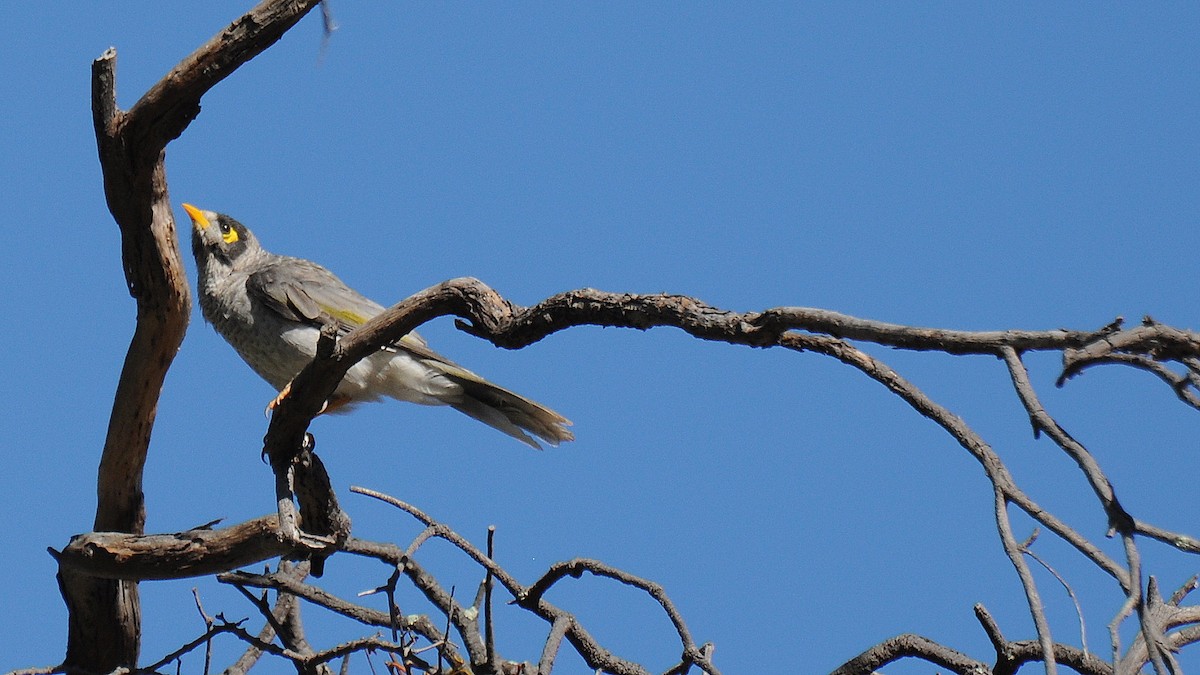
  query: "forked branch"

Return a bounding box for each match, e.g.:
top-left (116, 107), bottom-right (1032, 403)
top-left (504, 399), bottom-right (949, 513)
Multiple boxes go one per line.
top-left (71, 1), bottom-right (325, 670)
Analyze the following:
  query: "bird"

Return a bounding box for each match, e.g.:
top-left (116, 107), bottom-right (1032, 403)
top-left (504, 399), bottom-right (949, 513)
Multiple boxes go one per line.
top-left (182, 203), bottom-right (573, 449)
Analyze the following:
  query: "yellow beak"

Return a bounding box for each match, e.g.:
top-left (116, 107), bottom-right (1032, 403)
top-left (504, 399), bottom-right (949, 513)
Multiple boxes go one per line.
top-left (182, 203), bottom-right (211, 229)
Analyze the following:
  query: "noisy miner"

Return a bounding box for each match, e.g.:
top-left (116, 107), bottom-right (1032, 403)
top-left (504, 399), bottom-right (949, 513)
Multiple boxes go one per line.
top-left (183, 203), bottom-right (573, 449)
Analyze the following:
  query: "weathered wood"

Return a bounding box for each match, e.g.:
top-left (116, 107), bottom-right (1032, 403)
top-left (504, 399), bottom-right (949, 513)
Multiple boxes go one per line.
top-left (64, 2), bottom-right (323, 670)
top-left (58, 517), bottom-right (288, 581)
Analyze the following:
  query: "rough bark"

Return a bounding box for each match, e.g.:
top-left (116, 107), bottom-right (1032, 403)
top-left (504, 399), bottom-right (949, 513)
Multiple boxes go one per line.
top-left (56, 517), bottom-right (287, 581)
top-left (63, 2), bottom-right (323, 670)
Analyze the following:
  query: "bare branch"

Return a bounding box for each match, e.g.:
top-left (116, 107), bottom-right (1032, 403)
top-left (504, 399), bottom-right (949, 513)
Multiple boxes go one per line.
top-left (217, 566), bottom-right (456, 658)
top-left (190, 588), bottom-right (214, 675)
top-left (225, 578), bottom-right (303, 675)
top-left (776, 333), bottom-right (1133, 584)
top-left (1021, 532), bottom-right (1091, 655)
top-left (999, 642), bottom-right (1113, 675)
top-left (342, 495), bottom-right (714, 675)
top-left (829, 633), bottom-right (990, 675)
top-left (262, 279), bottom-right (1126, 489)
top-left (299, 636), bottom-right (411, 669)
top-left (1060, 320), bottom-right (1200, 386)
top-left (1076, 353), bottom-right (1200, 410)
top-left (350, 488), bottom-right (528, 599)
top-left (56, 516), bottom-right (289, 581)
top-left (122, 0), bottom-right (325, 162)
top-left (992, 492), bottom-right (1056, 674)
top-left (140, 619), bottom-right (286, 673)
top-left (537, 616), bottom-right (572, 675)
top-left (485, 525), bottom-right (497, 671)
top-left (1110, 592), bottom-right (1139, 671)
top-left (68, 1), bottom-right (325, 670)
top-left (1001, 347), bottom-right (1133, 541)
top-left (1133, 520), bottom-right (1200, 555)
top-left (520, 558), bottom-right (696, 651)
top-left (1168, 576), bottom-right (1200, 606)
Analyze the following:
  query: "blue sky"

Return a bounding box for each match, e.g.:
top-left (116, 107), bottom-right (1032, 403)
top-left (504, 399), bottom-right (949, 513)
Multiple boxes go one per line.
top-left (3, 4), bottom-right (1200, 673)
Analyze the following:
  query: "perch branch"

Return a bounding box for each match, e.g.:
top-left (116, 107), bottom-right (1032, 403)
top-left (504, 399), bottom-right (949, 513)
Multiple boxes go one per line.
top-left (263, 280), bottom-right (1187, 555)
top-left (263, 280), bottom-right (1197, 592)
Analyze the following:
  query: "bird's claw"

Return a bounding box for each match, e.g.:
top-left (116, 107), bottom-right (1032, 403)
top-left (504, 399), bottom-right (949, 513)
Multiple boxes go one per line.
top-left (265, 382), bottom-right (294, 417)
top-left (266, 383), bottom-right (351, 417)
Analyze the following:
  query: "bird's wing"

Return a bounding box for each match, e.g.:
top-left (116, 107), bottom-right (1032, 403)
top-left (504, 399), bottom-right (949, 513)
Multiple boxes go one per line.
top-left (246, 258), bottom-right (431, 349)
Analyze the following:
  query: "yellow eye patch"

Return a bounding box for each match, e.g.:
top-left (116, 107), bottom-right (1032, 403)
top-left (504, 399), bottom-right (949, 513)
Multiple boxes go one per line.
top-left (221, 225), bottom-right (239, 244)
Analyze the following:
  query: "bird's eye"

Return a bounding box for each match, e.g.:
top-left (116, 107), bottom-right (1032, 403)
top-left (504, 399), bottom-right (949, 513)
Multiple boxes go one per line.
top-left (219, 222), bottom-right (239, 244)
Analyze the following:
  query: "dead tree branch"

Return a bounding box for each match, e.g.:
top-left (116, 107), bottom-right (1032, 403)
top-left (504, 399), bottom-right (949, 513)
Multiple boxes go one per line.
top-left (830, 633), bottom-right (991, 675)
top-left (218, 486), bottom-right (722, 675)
top-left (47, 0), bottom-right (1200, 671)
top-left (71, 1), bottom-right (324, 671)
top-left (55, 516), bottom-right (287, 581)
top-left (49, 273), bottom-right (1200, 674)
top-left (224, 567), bottom-right (307, 675)
top-left (218, 566), bottom-right (457, 659)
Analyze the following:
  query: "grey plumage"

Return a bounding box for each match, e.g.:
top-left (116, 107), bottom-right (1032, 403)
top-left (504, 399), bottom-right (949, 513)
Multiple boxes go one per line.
top-left (184, 203), bottom-right (573, 449)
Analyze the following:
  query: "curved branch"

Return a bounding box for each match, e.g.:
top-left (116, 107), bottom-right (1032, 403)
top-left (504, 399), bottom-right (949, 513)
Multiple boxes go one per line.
top-left (1069, 353), bottom-right (1200, 411)
top-left (1002, 642), bottom-right (1113, 675)
top-left (829, 633), bottom-right (990, 675)
top-left (1001, 347), bottom-right (1133, 537)
top-left (522, 558), bottom-right (696, 650)
top-left (123, 0), bottom-right (324, 156)
top-left (976, 603), bottom-right (1113, 675)
top-left (344, 489), bottom-right (721, 675)
top-left (1060, 320), bottom-right (1200, 385)
top-left (218, 567), bottom-right (459, 666)
top-left (267, 279), bottom-right (1200, 476)
top-left (833, 630), bottom-right (1113, 675)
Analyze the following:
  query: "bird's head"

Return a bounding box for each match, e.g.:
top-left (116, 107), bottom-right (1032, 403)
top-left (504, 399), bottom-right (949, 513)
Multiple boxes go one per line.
top-left (183, 203), bottom-right (262, 273)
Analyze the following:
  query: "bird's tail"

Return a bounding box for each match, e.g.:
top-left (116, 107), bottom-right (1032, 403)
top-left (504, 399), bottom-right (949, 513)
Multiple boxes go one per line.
top-left (444, 373), bottom-right (574, 450)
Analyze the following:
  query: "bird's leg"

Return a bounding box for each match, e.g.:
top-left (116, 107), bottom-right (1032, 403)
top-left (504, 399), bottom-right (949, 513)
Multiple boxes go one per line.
top-left (267, 382), bottom-right (352, 417)
top-left (265, 382), bottom-right (294, 417)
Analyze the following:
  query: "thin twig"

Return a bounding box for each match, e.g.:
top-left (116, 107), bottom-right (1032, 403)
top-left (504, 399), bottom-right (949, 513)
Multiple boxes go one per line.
top-left (191, 588), bottom-right (214, 675)
top-left (1021, 531), bottom-right (1090, 655)
top-left (485, 525), bottom-right (497, 671)
top-left (343, 507), bottom-right (695, 675)
top-left (996, 492), bottom-right (1057, 675)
